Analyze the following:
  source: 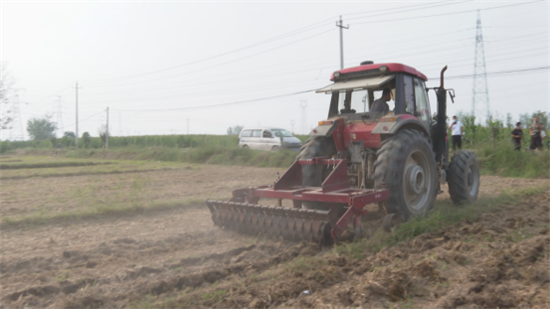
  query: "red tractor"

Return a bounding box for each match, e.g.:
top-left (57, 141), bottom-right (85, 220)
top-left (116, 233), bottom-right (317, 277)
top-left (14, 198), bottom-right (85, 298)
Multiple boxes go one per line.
top-left (207, 62), bottom-right (480, 242)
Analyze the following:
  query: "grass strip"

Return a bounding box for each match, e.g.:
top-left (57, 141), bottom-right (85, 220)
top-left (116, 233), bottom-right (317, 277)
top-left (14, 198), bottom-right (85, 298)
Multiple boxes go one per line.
top-left (16, 146), bottom-right (299, 168)
top-left (0, 161), bottom-right (113, 169)
top-left (0, 198), bottom-right (226, 231)
top-left (0, 168), bottom-right (175, 180)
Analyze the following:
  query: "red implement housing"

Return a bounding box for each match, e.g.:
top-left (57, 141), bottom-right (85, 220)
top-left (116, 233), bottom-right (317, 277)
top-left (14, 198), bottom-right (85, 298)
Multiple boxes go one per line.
top-left (206, 157), bottom-right (389, 242)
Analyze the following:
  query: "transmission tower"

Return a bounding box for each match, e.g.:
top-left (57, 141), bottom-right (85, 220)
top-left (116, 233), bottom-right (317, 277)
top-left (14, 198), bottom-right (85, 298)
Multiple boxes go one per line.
top-left (300, 100), bottom-right (307, 134)
top-left (56, 96), bottom-right (64, 136)
top-left (471, 10), bottom-right (490, 124)
top-left (9, 89), bottom-right (25, 141)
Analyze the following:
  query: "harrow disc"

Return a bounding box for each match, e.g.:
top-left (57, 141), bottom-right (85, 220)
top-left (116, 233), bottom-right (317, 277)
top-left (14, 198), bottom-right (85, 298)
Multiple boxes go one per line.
top-left (206, 200), bottom-right (330, 243)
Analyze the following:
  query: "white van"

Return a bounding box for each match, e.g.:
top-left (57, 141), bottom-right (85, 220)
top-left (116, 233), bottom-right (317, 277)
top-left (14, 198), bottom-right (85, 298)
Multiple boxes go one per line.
top-left (238, 127), bottom-right (302, 151)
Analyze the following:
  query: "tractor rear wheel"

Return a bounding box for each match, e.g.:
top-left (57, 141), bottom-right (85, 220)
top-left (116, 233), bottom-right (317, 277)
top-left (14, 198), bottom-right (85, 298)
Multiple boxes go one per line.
top-left (374, 129), bottom-right (437, 220)
top-left (297, 136), bottom-right (337, 210)
top-left (447, 150), bottom-right (480, 205)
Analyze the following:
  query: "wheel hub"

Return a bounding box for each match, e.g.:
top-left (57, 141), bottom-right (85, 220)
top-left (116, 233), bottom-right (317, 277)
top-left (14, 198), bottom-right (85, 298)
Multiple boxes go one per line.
top-left (406, 164), bottom-right (425, 195)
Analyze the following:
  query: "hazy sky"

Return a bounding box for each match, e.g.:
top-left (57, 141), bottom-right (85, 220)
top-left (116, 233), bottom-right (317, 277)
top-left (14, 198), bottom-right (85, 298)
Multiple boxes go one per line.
top-left (1, 0), bottom-right (548, 139)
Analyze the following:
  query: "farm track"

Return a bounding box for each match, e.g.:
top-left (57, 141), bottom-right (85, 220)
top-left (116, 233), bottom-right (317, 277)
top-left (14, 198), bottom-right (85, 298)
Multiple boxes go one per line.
top-left (0, 157), bottom-right (549, 308)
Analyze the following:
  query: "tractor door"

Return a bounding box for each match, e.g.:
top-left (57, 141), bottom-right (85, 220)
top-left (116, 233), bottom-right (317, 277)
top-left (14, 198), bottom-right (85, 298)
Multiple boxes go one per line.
top-left (413, 78), bottom-right (432, 130)
top-left (398, 74), bottom-right (431, 131)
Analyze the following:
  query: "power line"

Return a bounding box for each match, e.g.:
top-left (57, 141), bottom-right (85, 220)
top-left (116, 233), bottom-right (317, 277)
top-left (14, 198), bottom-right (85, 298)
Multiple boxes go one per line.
top-left (80, 1), bottom-right (466, 86)
top-left (351, 0), bottom-right (544, 25)
top-left (112, 89), bottom-right (317, 112)
top-left (82, 18), bottom-right (338, 85)
top-left (108, 66), bottom-right (548, 114)
top-left (85, 28), bottom-right (335, 89)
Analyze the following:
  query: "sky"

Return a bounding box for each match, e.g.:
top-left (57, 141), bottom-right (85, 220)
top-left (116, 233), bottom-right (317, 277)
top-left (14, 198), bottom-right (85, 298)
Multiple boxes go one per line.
top-left (1, 0), bottom-right (549, 140)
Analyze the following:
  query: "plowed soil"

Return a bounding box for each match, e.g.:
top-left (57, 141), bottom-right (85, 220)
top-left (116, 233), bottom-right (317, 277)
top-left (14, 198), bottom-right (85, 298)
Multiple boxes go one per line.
top-left (1, 157), bottom-right (549, 308)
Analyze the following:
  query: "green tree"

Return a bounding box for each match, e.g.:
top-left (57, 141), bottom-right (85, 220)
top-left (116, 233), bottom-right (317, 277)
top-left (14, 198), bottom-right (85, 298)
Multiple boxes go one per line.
top-left (49, 136), bottom-right (58, 148)
top-left (98, 125), bottom-right (108, 147)
top-left (227, 125), bottom-right (243, 135)
top-left (27, 116), bottom-right (57, 140)
top-left (82, 132), bottom-right (91, 148)
top-left (519, 111), bottom-right (549, 130)
top-left (506, 113), bottom-right (513, 130)
top-left (60, 131), bottom-right (75, 147)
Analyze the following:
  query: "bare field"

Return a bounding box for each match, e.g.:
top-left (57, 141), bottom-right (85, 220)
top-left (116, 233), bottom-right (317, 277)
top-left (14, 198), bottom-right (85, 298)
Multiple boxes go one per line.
top-left (0, 155), bottom-right (549, 308)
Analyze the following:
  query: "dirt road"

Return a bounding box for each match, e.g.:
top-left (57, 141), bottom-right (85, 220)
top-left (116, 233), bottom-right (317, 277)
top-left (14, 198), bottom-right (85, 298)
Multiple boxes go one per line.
top-left (0, 159), bottom-right (548, 308)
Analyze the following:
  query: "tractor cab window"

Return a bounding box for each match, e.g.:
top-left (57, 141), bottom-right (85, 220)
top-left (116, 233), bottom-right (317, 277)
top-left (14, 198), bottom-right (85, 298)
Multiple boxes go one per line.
top-left (350, 89), bottom-right (368, 113)
top-left (338, 89), bottom-right (395, 114)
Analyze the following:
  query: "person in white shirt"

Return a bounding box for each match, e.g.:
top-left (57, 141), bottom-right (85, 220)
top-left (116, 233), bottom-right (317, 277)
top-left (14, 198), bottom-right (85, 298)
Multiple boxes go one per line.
top-left (448, 115), bottom-right (463, 150)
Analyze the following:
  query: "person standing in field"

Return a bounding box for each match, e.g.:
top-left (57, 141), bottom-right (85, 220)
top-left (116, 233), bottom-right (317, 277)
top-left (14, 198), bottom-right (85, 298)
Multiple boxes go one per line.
top-left (529, 116), bottom-right (543, 153)
top-left (511, 122), bottom-right (523, 151)
top-left (448, 115), bottom-right (463, 151)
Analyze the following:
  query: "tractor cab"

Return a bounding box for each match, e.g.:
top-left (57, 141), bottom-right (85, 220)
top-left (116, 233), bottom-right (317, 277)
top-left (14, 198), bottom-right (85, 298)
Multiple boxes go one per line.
top-left (316, 62), bottom-right (432, 132)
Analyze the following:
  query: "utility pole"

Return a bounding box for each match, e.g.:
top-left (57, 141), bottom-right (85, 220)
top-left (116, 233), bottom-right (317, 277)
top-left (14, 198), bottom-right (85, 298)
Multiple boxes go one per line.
top-left (187, 118), bottom-right (189, 135)
top-left (336, 16), bottom-right (349, 69)
top-left (106, 107), bottom-right (109, 149)
top-left (74, 82), bottom-right (81, 147)
top-left (290, 120), bottom-right (295, 134)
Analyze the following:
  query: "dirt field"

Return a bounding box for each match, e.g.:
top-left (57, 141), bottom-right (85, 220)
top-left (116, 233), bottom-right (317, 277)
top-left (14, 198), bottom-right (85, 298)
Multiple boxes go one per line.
top-left (0, 156), bottom-right (549, 308)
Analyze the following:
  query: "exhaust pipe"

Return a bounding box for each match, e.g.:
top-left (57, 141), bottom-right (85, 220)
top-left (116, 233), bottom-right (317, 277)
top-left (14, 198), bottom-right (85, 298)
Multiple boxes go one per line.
top-left (435, 66), bottom-right (448, 154)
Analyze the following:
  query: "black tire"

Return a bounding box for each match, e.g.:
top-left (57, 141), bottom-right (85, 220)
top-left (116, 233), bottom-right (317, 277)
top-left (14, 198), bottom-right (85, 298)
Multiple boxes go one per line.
top-left (242, 145), bottom-right (249, 149)
top-left (373, 129), bottom-right (438, 220)
top-left (297, 136), bottom-right (337, 210)
top-left (271, 145), bottom-right (280, 151)
top-left (447, 150), bottom-right (480, 205)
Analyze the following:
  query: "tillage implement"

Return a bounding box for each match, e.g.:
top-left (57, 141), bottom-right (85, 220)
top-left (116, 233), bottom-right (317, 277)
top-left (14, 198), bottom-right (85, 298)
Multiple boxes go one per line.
top-left (206, 61), bottom-right (480, 242)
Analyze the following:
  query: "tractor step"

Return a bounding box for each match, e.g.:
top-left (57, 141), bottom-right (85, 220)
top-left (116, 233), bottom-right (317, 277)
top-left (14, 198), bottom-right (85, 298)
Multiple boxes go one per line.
top-left (206, 200), bottom-right (330, 242)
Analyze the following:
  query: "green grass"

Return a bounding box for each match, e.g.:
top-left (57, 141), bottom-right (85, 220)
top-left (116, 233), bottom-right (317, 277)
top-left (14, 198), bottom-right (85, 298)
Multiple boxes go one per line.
top-left (472, 140), bottom-right (550, 178)
top-left (3, 132), bottom-right (548, 178)
top-left (14, 145), bottom-right (299, 168)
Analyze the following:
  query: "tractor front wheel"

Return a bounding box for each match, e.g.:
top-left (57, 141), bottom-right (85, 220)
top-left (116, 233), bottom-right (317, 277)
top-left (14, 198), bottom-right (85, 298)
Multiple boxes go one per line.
top-left (374, 129), bottom-right (437, 220)
top-left (447, 150), bottom-right (480, 205)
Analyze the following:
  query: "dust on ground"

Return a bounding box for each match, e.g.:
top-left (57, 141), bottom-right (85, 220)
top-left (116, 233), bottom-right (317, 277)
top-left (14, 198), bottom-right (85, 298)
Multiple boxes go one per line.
top-left (0, 156), bottom-right (548, 308)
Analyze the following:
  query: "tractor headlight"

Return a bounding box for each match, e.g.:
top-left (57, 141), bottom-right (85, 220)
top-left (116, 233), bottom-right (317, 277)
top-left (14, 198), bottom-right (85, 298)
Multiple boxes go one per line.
top-left (379, 65), bottom-right (387, 72)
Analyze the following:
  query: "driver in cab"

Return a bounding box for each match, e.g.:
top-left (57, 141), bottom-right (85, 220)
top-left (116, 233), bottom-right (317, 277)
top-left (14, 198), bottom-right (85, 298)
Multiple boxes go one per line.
top-left (370, 88), bottom-right (391, 114)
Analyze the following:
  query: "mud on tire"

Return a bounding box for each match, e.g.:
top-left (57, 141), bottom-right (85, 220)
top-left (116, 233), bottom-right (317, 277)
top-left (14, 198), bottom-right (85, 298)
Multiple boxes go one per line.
top-left (447, 150), bottom-right (480, 205)
top-left (373, 129), bottom-right (437, 220)
top-left (297, 136), bottom-right (336, 210)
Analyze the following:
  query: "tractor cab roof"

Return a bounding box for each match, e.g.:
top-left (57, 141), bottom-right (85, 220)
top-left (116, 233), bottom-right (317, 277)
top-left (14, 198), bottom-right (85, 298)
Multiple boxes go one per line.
top-left (330, 62), bottom-right (428, 82)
